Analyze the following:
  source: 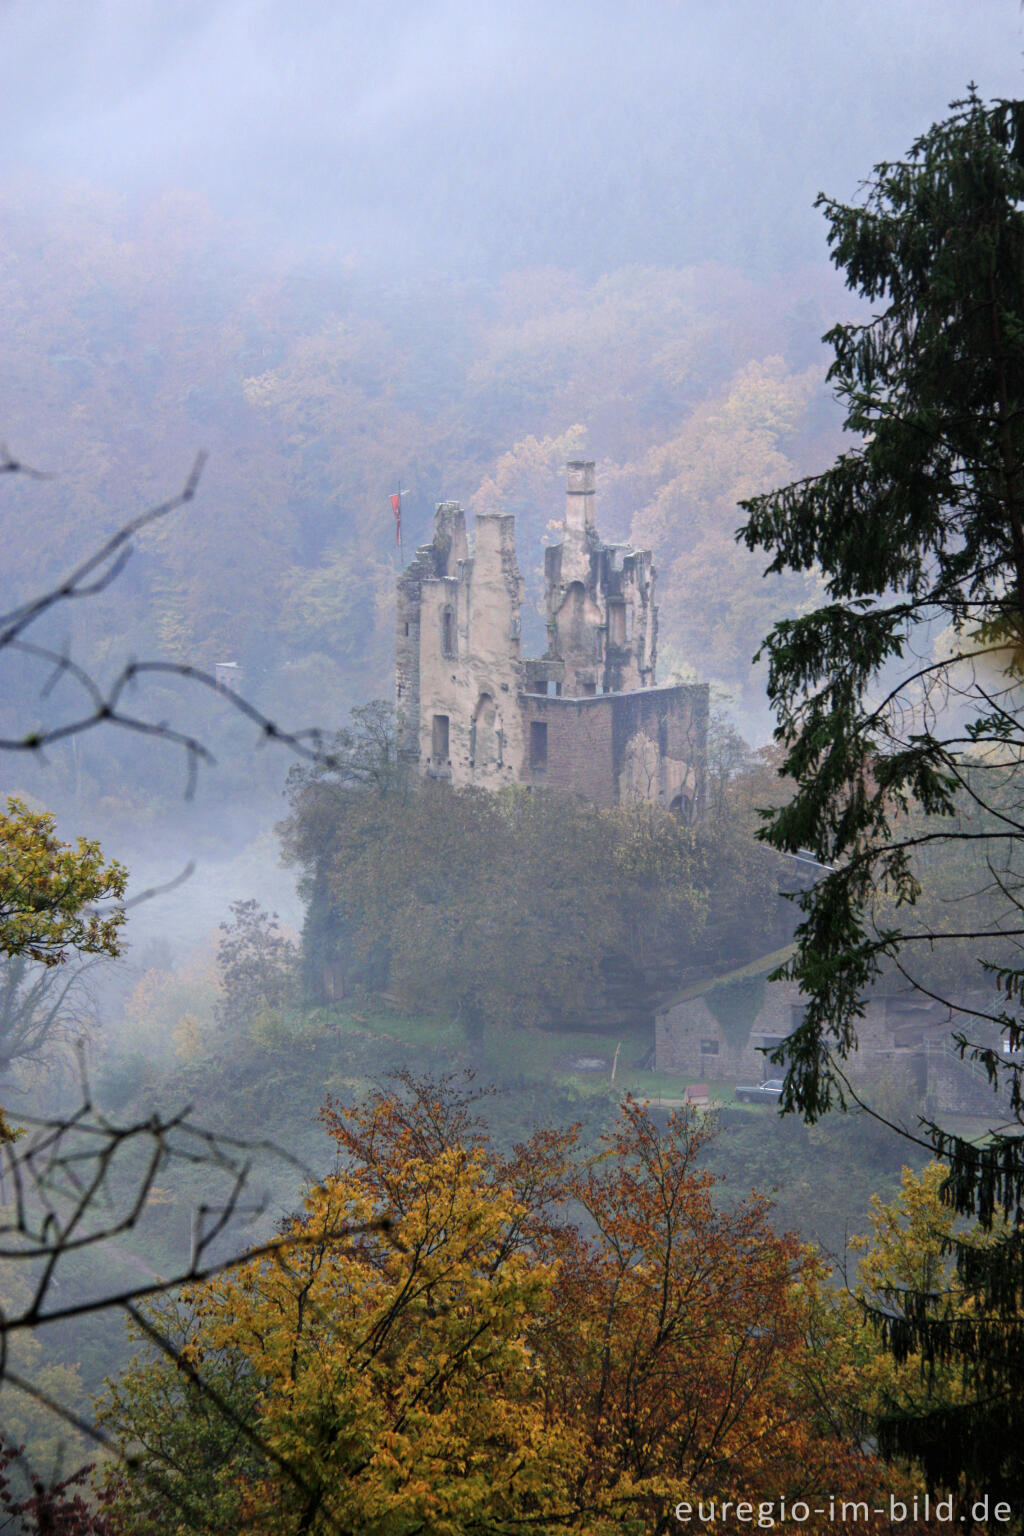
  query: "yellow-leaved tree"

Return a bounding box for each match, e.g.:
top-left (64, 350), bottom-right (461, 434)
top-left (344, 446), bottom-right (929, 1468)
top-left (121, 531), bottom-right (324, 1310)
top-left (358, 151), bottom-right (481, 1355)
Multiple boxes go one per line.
top-left (841, 1164), bottom-right (1001, 1450)
top-left (0, 797), bottom-right (127, 1137)
top-left (96, 1077), bottom-right (929, 1536)
top-left (0, 797), bottom-right (127, 968)
top-left (99, 1136), bottom-right (588, 1536)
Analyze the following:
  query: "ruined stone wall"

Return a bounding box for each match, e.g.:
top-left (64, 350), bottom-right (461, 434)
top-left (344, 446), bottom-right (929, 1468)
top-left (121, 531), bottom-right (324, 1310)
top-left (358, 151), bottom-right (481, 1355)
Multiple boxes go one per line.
top-left (397, 462), bottom-right (707, 810)
top-left (541, 462), bottom-right (657, 696)
top-left (514, 683), bottom-right (707, 810)
top-left (518, 694), bottom-right (618, 805)
top-left (395, 572), bottom-right (423, 763)
top-left (413, 509), bottom-right (526, 789)
top-left (396, 501), bottom-right (469, 764)
top-left (609, 684), bottom-right (707, 812)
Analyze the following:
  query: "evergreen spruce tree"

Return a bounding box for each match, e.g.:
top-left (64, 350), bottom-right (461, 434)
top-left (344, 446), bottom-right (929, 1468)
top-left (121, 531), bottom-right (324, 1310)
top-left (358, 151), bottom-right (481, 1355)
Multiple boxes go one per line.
top-left (739, 89), bottom-right (1024, 1502)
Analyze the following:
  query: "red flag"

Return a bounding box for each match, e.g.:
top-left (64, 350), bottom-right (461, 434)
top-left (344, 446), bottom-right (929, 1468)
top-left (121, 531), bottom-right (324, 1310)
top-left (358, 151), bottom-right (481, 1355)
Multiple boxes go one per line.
top-left (390, 491), bottom-right (401, 546)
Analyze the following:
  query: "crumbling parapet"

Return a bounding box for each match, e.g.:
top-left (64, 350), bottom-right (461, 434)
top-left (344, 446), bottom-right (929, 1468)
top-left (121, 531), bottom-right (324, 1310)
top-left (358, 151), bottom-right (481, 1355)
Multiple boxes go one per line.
top-left (396, 462), bottom-right (706, 810)
top-left (539, 463), bottom-right (657, 696)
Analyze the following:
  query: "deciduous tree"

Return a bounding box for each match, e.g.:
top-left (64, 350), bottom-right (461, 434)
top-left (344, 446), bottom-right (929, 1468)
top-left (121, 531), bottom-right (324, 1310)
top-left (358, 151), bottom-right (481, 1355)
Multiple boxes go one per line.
top-left (0, 799), bottom-right (126, 968)
top-left (0, 952), bottom-right (97, 1075)
top-left (98, 1076), bottom-right (900, 1535)
top-left (281, 772), bottom-right (712, 1035)
top-left (98, 1111), bottom-right (587, 1534)
top-left (216, 899), bottom-right (298, 1035)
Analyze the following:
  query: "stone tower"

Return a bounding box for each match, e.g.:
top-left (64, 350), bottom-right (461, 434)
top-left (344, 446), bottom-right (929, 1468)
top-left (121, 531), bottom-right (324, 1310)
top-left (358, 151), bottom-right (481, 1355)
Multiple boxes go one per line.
top-left (396, 462), bottom-right (707, 814)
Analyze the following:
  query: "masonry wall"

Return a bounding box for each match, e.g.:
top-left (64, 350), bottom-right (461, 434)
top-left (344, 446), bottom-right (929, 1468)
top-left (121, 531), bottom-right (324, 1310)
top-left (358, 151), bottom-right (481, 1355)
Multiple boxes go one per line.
top-left (655, 978), bottom-right (804, 1081)
top-left (610, 684), bottom-right (708, 811)
top-left (655, 976), bottom-right (1009, 1113)
top-left (413, 511), bottom-right (527, 789)
top-left (925, 1052), bottom-right (997, 1116)
top-left (397, 464), bottom-right (708, 809)
top-left (518, 694), bottom-right (618, 805)
top-left (654, 989), bottom-right (928, 1086)
top-left (396, 574), bottom-right (425, 763)
top-left (515, 683), bottom-right (708, 810)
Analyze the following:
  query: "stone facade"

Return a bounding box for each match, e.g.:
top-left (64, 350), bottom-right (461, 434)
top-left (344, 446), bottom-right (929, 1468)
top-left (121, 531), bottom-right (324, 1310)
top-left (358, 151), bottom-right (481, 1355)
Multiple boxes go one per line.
top-left (396, 462), bottom-right (708, 811)
top-left (655, 955), bottom-right (1006, 1115)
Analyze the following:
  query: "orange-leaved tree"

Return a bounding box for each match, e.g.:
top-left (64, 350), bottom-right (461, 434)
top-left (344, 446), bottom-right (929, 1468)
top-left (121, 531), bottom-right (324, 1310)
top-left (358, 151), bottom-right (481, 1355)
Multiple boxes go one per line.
top-left (98, 1076), bottom-right (921, 1536)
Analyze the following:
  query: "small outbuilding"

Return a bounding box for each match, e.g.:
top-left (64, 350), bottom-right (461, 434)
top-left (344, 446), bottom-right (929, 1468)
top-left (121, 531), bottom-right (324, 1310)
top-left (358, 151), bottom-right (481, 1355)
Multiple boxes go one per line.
top-left (655, 948), bottom-right (1005, 1116)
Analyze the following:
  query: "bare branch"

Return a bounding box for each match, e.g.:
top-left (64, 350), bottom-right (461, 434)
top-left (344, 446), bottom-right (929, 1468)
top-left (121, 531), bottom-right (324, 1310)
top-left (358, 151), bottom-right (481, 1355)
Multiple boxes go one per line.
top-left (1, 453), bottom-right (351, 796)
top-left (0, 445), bottom-right (55, 481)
top-left (0, 1098), bottom-right (389, 1337)
top-left (0, 453), bottom-right (206, 647)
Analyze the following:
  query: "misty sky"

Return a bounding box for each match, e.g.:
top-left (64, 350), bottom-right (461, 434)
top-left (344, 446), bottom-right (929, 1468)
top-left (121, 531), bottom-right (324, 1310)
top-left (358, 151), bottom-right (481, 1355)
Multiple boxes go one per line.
top-left (4, 0), bottom-right (1024, 939)
top-left (5, 0), bottom-right (1024, 282)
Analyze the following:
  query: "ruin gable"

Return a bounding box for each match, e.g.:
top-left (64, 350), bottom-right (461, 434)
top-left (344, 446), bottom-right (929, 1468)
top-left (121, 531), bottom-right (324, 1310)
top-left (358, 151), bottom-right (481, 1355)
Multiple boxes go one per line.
top-left (396, 461), bottom-right (707, 811)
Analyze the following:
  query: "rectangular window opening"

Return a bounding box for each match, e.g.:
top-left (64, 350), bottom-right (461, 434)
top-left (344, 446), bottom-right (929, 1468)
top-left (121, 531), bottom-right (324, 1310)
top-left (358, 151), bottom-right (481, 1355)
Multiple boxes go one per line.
top-left (432, 714), bottom-right (450, 760)
top-left (608, 601), bottom-right (626, 647)
top-left (530, 720), bottom-right (548, 770)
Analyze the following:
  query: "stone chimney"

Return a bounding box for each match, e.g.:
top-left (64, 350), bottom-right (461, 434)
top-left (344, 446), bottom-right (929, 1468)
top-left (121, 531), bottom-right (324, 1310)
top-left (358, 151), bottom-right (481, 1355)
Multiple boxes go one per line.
top-left (565, 460), bottom-right (596, 533)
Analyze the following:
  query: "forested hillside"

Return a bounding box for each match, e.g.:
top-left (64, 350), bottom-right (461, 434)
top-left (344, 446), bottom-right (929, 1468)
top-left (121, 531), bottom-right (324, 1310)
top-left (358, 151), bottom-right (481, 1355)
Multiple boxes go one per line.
top-left (2, 181), bottom-right (840, 816)
top-left (9, 5), bottom-right (1024, 1520)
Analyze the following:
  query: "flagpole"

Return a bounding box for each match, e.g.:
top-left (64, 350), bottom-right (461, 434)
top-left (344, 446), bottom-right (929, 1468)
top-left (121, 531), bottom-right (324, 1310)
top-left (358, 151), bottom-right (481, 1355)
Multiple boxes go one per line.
top-left (391, 485), bottom-right (405, 567)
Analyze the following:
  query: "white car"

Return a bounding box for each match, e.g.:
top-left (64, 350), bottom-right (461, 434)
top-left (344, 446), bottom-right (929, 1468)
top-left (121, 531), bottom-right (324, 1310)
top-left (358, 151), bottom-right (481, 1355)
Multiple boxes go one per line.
top-left (734, 1078), bottom-right (785, 1104)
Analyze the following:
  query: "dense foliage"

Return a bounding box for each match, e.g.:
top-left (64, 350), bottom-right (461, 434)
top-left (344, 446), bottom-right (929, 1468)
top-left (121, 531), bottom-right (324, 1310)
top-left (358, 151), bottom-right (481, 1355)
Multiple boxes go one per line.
top-left (216, 899), bottom-right (298, 1035)
top-left (1, 180), bottom-right (840, 818)
top-left (0, 798), bottom-right (125, 1120)
top-left (97, 1075), bottom-right (908, 1536)
top-left (739, 89), bottom-right (1024, 1503)
top-left (278, 709), bottom-right (787, 1037)
top-left (0, 798), bottom-right (126, 969)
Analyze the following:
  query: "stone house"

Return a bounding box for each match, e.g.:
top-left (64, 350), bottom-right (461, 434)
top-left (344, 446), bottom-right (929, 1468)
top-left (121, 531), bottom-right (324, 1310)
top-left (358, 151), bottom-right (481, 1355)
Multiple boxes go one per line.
top-left (655, 948), bottom-right (1006, 1115)
top-left (395, 462), bottom-right (708, 811)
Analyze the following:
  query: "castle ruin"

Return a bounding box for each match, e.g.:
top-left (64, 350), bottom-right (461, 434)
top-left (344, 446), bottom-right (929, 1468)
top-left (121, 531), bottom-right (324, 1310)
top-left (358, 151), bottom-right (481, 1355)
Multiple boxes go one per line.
top-left (396, 462), bottom-right (708, 812)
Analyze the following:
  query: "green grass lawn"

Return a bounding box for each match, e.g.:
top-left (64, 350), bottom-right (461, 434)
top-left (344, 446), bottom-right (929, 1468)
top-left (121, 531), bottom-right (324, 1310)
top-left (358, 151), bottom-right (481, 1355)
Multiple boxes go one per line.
top-left (309, 1001), bottom-right (753, 1106)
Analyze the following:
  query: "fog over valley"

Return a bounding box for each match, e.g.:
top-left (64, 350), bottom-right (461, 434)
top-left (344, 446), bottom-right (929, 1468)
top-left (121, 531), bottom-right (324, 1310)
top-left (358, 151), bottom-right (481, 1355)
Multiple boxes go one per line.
top-left (4, 4), bottom-right (1024, 1522)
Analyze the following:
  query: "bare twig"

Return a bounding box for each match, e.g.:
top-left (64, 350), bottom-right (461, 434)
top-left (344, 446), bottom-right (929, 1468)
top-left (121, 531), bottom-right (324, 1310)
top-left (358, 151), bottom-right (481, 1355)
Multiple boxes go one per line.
top-left (1, 453), bottom-right (351, 796)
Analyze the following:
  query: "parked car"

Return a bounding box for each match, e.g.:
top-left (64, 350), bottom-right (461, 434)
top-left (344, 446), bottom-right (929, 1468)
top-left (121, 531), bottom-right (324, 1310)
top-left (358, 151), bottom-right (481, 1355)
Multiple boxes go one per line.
top-left (734, 1078), bottom-right (785, 1104)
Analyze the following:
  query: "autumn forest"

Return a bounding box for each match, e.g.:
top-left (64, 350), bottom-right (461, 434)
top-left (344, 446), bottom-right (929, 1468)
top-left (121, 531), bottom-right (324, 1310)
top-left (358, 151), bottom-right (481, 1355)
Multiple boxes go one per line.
top-left (6, 5), bottom-right (1024, 1533)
